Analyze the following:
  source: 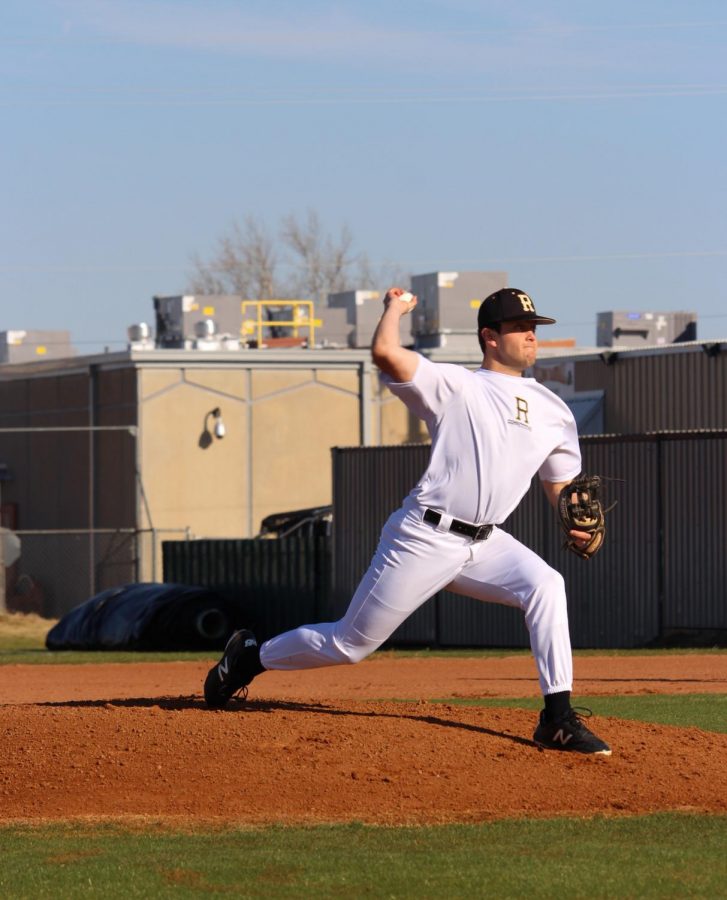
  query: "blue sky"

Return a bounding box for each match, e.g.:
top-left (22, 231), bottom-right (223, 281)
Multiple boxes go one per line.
top-left (3, 1), bottom-right (726, 351)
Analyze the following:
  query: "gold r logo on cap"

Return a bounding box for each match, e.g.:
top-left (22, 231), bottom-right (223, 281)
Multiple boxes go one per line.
top-left (518, 293), bottom-right (535, 313)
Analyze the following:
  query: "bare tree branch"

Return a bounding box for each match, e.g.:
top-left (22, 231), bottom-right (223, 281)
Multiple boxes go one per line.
top-left (187, 210), bottom-right (395, 307)
top-left (281, 210), bottom-right (355, 302)
top-left (187, 252), bottom-right (228, 295)
top-left (356, 252), bottom-right (410, 292)
top-left (187, 216), bottom-right (278, 299)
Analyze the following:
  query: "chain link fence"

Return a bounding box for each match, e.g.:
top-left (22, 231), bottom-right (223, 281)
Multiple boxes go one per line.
top-left (3, 528), bottom-right (190, 619)
top-left (0, 422), bottom-right (193, 618)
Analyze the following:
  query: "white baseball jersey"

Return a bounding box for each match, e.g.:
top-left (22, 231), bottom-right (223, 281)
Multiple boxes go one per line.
top-left (385, 356), bottom-right (582, 524)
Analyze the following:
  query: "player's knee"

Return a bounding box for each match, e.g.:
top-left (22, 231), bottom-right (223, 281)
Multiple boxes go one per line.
top-left (341, 645), bottom-right (372, 665)
top-left (545, 572), bottom-right (568, 619)
top-left (330, 631), bottom-right (378, 665)
top-left (525, 567), bottom-right (567, 620)
top-left (540, 567), bottom-right (566, 599)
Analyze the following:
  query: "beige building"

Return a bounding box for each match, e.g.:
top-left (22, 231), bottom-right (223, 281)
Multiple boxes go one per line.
top-left (0, 346), bottom-right (433, 616)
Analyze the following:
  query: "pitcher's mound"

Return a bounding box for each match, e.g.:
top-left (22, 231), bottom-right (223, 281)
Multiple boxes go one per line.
top-left (2, 695), bottom-right (726, 824)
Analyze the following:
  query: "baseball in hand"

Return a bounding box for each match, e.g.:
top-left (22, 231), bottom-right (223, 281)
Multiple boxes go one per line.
top-left (398, 291), bottom-right (414, 305)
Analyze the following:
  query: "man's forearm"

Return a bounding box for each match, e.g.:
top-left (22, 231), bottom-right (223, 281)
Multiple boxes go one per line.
top-left (371, 288), bottom-right (419, 381)
top-left (372, 302), bottom-right (406, 358)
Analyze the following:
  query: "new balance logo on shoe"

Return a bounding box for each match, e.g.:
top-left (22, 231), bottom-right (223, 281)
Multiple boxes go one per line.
top-left (533, 707), bottom-right (612, 755)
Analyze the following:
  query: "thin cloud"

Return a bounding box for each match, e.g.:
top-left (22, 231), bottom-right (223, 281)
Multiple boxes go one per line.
top-left (34, 1), bottom-right (726, 89)
top-left (53, 0), bottom-right (431, 56)
top-left (45, 1), bottom-right (690, 74)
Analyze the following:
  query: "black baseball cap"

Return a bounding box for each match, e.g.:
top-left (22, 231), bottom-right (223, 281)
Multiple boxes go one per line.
top-left (478, 288), bottom-right (556, 329)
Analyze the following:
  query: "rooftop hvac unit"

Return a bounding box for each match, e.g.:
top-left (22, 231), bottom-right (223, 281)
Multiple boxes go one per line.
top-left (323, 290), bottom-right (410, 348)
top-left (127, 322), bottom-right (155, 350)
top-left (0, 330), bottom-right (76, 364)
top-left (190, 319), bottom-right (242, 351)
top-left (154, 295), bottom-right (245, 348)
top-left (410, 271), bottom-right (508, 337)
top-left (597, 311), bottom-right (697, 347)
top-left (314, 305), bottom-right (350, 347)
top-left (194, 319), bottom-right (217, 339)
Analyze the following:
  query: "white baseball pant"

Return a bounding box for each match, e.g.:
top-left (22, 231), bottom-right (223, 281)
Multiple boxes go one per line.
top-left (259, 505), bottom-right (573, 695)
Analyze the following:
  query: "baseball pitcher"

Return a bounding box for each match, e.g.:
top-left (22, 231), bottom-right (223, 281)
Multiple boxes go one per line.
top-left (204, 286), bottom-right (611, 755)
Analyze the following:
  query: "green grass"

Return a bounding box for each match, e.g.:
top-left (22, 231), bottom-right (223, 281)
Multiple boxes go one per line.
top-left (432, 694), bottom-right (727, 734)
top-left (0, 615), bottom-right (216, 663)
top-left (1, 815), bottom-right (725, 899)
top-left (377, 646), bottom-right (727, 658)
top-left (0, 634), bottom-right (49, 653)
top-left (2, 644), bottom-right (726, 667)
top-left (0, 647), bottom-right (216, 665)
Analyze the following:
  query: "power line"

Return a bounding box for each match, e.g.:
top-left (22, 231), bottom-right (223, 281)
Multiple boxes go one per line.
top-left (3, 249), bottom-right (726, 274)
top-left (3, 81), bottom-right (726, 96)
top-left (0, 265), bottom-right (182, 273)
top-left (2, 85), bottom-right (727, 107)
top-left (3, 19), bottom-right (727, 47)
top-left (428, 250), bottom-right (727, 264)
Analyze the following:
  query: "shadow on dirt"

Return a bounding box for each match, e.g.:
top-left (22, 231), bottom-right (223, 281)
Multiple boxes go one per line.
top-left (38, 695), bottom-right (537, 748)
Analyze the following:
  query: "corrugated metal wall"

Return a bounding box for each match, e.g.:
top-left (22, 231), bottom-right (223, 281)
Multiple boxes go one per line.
top-left (662, 435), bottom-right (727, 630)
top-left (162, 535), bottom-right (331, 642)
top-left (332, 431), bottom-right (727, 648)
top-left (573, 348), bottom-right (727, 433)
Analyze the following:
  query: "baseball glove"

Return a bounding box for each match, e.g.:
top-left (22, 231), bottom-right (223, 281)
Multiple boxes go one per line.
top-left (558, 474), bottom-right (606, 560)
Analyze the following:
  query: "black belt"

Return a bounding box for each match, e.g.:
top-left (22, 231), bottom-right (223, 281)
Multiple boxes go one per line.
top-left (423, 508), bottom-right (494, 542)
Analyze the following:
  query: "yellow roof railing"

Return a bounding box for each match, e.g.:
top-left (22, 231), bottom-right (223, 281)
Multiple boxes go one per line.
top-left (240, 300), bottom-right (321, 348)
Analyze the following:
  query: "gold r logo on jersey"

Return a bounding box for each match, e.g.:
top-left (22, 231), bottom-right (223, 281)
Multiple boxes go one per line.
top-left (515, 397), bottom-right (529, 425)
top-left (517, 293), bottom-right (535, 313)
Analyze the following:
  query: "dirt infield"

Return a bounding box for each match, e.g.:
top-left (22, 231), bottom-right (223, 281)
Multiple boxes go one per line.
top-left (1, 654), bottom-right (726, 825)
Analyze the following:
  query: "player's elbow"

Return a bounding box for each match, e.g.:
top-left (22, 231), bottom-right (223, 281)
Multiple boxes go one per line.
top-left (371, 342), bottom-right (398, 378)
top-left (371, 342), bottom-right (391, 370)
top-left (371, 346), bottom-right (419, 382)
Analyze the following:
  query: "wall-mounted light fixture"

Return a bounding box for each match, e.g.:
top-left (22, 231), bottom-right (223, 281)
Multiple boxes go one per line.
top-left (211, 407), bottom-right (226, 439)
top-left (199, 407), bottom-right (227, 449)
